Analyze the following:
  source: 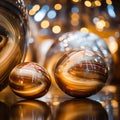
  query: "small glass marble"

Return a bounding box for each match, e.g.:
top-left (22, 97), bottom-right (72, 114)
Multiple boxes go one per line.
top-left (9, 62), bottom-right (51, 99)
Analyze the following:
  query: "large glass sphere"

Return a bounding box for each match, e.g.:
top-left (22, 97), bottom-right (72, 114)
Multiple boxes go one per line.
top-left (0, 0), bottom-right (28, 90)
top-left (44, 31), bottom-right (113, 97)
top-left (27, 0), bottom-right (120, 84)
top-left (54, 50), bottom-right (108, 97)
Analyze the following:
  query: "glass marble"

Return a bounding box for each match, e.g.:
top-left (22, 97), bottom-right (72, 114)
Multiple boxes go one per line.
top-left (45, 31), bottom-right (112, 76)
top-left (54, 50), bottom-right (108, 97)
top-left (9, 62), bottom-right (51, 99)
top-left (44, 31), bottom-right (112, 97)
top-left (28, 0), bottom-right (120, 83)
top-left (0, 0), bottom-right (28, 90)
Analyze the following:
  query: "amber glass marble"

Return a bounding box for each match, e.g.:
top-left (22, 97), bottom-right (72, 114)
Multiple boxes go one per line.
top-left (54, 50), bottom-right (108, 97)
top-left (9, 62), bottom-right (51, 99)
top-left (0, 0), bottom-right (28, 90)
top-left (44, 31), bottom-right (112, 97)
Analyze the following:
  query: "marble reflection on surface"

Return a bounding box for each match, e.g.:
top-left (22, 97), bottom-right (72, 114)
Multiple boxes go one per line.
top-left (0, 84), bottom-right (119, 120)
top-left (10, 100), bottom-right (52, 120)
top-left (55, 98), bottom-right (108, 120)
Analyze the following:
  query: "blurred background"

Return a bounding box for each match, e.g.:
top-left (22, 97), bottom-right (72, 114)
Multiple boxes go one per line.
top-left (24, 0), bottom-right (120, 85)
top-left (0, 1), bottom-right (120, 119)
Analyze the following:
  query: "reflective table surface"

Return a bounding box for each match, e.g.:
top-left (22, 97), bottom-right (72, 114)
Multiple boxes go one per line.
top-left (0, 84), bottom-right (119, 120)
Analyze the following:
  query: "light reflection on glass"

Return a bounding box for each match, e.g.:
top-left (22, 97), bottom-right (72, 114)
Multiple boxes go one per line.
top-left (80, 27), bottom-right (89, 33)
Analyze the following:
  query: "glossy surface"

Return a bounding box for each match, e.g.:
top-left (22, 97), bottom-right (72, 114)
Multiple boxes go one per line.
top-left (54, 50), bottom-right (108, 97)
top-left (9, 62), bottom-right (51, 99)
top-left (0, 85), bottom-right (120, 120)
top-left (0, 0), bottom-right (28, 90)
top-left (0, 84), bottom-right (119, 120)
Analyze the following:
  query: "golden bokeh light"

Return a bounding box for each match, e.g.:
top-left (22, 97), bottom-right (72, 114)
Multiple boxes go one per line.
top-left (54, 3), bottom-right (62, 10)
top-left (29, 9), bottom-right (36, 16)
top-left (40, 20), bottom-right (50, 28)
top-left (95, 20), bottom-right (106, 31)
top-left (32, 4), bottom-right (40, 12)
top-left (71, 13), bottom-right (79, 26)
top-left (106, 0), bottom-right (112, 5)
top-left (71, 20), bottom-right (79, 26)
top-left (71, 13), bottom-right (79, 19)
top-left (72, 0), bottom-right (79, 2)
top-left (52, 25), bottom-right (61, 34)
top-left (29, 4), bottom-right (40, 16)
top-left (84, 0), bottom-right (92, 7)
top-left (80, 27), bottom-right (89, 33)
top-left (94, 0), bottom-right (101, 6)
